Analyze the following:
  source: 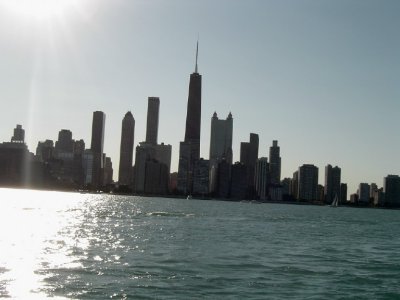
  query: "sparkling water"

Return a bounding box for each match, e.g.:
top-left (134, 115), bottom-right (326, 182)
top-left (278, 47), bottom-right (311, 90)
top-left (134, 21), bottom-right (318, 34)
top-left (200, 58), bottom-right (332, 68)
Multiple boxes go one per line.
top-left (0, 188), bottom-right (399, 299)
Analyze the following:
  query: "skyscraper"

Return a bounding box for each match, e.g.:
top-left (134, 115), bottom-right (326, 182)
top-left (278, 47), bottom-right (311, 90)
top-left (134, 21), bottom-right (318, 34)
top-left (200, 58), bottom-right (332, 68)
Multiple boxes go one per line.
top-left (384, 175), bottom-right (400, 207)
top-left (90, 111), bottom-right (105, 188)
top-left (209, 112), bottom-right (233, 166)
top-left (269, 140), bottom-right (281, 185)
top-left (146, 97), bottom-right (160, 145)
top-left (177, 42), bottom-right (202, 195)
top-left (324, 164), bottom-right (341, 204)
top-left (134, 98), bottom-right (171, 194)
top-left (255, 157), bottom-right (270, 200)
top-left (118, 111), bottom-right (135, 186)
top-left (340, 183), bottom-right (348, 204)
top-left (55, 129), bottom-right (74, 154)
top-left (239, 133), bottom-right (259, 197)
top-left (11, 125), bottom-right (25, 143)
top-left (358, 183), bottom-right (370, 204)
top-left (298, 164), bottom-right (318, 202)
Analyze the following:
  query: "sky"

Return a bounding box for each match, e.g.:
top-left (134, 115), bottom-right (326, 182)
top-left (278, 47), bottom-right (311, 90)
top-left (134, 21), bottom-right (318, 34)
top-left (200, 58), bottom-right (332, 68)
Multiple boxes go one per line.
top-left (0, 0), bottom-right (399, 194)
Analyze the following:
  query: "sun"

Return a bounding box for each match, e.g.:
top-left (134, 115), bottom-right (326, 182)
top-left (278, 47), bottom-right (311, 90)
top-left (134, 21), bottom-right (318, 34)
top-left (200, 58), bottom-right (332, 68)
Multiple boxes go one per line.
top-left (0, 0), bottom-right (79, 20)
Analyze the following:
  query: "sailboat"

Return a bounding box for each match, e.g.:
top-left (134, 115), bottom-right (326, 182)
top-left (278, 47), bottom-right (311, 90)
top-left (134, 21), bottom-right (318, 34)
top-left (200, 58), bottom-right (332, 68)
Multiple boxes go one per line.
top-left (330, 194), bottom-right (339, 207)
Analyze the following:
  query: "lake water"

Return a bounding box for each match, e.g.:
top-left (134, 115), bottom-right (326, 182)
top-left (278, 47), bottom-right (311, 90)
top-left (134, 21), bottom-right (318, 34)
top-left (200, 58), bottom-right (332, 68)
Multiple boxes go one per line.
top-left (0, 188), bottom-right (399, 299)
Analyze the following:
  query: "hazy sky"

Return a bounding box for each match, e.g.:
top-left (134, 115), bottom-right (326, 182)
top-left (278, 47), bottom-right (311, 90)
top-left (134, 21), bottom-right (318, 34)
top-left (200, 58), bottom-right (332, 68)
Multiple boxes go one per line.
top-left (0, 0), bottom-right (399, 193)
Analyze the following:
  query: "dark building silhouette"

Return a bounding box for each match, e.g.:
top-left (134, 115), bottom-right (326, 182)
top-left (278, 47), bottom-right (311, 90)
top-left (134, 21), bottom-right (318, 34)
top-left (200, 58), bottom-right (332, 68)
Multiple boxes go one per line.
top-left (298, 164), bottom-right (318, 202)
top-left (146, 97), bottom-right (160, 145)
top-left (118, 111), bottom-right (135, 186)
top-left (36, 140), bottom-right (54, 162)
top-left (269, 140), bottom-right (281, 185)
top-left (217, 159), bottom-right (231, 198)
top-left (209, 112), bottom-right (233, 166)
top-left (55, 129), bottom-right (74, 154)
top-left (178, 42), bottom-right (202, 195)
top-left (209, 112), bottom-right (233, 194)
top-left (90, 111), bottom-right (105, 188)
top-left (291, 170), bottom-right (299, 200)
top-left (239, 133), bottom-right (259, 198)
top-left (281, 178), bottom-right (292, 200)
top-left (324, 164), bottom-right (341, 204)
top-left (144, 159), bottom-right (169, 195)
top-left (230, 162), bottom-right (248, 200)
top-left (103, 156), bottom-right (113, 186)
top-left (255, 157), bottom-right (270, 200)
top-left (358, 183), bottom-right (370, 205)
top-left (340, 183), bottom-right (348, 204)
top-left (134, 98), bottom-right (171, 194)
top-left (11, 125), bottom-right (25, 143)
top-left (0, 125), bottom-right (43, 187)
top-left (193, 158), bottom-right (210, 196)
top-left (384, 175), bottom-right (400, 207)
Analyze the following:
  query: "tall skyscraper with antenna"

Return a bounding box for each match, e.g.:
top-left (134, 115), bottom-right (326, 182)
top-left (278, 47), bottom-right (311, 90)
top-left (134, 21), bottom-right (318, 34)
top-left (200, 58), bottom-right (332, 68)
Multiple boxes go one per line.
top-left (177, 42), bottom-right (202, 194)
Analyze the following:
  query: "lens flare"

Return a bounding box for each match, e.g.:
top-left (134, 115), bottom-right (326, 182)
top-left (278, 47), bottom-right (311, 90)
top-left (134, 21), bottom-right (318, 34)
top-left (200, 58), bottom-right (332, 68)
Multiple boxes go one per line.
top-left (0, 0), bottom-right (79, 20)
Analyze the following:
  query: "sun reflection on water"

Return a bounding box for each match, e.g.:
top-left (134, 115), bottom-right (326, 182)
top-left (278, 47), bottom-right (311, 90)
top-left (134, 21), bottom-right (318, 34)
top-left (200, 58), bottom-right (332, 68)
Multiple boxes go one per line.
top-left (0, 189), bottom-right (89, 298)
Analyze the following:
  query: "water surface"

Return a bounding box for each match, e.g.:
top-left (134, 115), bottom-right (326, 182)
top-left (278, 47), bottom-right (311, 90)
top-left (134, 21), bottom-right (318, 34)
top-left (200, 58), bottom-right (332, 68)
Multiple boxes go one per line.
top-left (0, 188), bottom-right (399, 299)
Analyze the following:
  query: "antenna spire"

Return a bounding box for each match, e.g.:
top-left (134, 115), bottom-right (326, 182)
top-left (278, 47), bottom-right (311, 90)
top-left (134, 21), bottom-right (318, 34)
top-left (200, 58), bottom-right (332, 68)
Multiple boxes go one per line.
top-left (195, 39), bottom-right (199, 73)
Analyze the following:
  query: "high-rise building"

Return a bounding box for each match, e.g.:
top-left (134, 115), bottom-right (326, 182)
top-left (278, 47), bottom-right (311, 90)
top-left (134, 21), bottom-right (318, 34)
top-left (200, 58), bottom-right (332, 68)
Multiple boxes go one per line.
top-left (209, 112), bottom-right (233, 194)
top-left (209, 112), bottom-right (233, 166)
top-left (90, 111), bottom-right (105, 188)
top-left (36, 140), bottom-right (54, 162)
top-left (370, 183), bottom-right (378, 198)
top-left (103, 156), bottom-right (113, 186)
top-left (340, 183), bottom-right (348, 204)
top-left (145, 97), bottom-right (160, 145)
top-left (11, 125), bottom-right (25, 143)
top-left (255, 157), bottom-right (270, 200)
top-left (118, 111), bottom-right (135, 186)
top-left (230, 162), bottom-right (248, 200)
top-left (74, 140), bottom-right (85, 156)
top-left (193, 158), bottom-right (210, 195)
top-left (144, 159), bottom-right (169, 195)
top-left (217, 159), bottom-right (231, 198)
top-left (83, 149), bottom-right (94, 186)
top-left (281, 178), bottom-right (292, 200)
top-left (269, 140), bottom-right (281, 185)
top-left (358, 183), bottom-right (370, 204)
top-left (133, 97), bottom-right (171, 194)
top-left (134, 142), bottom-right (155, 193)
top-left (384, 175), bottom-right (400, 207)
top-left (291, 170), bottom-right (299, 200)
top-left (324, 164), bottom-right (341, 204)
top-left (177, 42), bottom-right (202, 195)
top-left (240, 133), bottom-right (259, 197)
top-left (298, 164), bottom-right (318, 202)
top-left (55, 129), bottom-right (74, 155)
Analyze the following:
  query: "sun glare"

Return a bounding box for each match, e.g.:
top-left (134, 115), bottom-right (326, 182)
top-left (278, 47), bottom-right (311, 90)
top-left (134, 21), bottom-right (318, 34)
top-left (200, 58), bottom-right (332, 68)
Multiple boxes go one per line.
top-left (0, 0), bottom-right (79, 20)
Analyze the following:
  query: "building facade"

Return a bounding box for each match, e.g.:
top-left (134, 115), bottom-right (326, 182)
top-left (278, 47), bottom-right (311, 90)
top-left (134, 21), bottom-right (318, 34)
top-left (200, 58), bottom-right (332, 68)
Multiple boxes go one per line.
top-left (324, 164), bottom-right (341, 204)
top-left (298, 164), bottom-right (319, 202)
top-left (177, 42), bottom-right (202, 195)
top-left (255, 157), bottom-right (270, 200)
top-left (118, 111), bottom-right (135, 186)
top-left (269, 140), bottom-right (281, 185)
top-left (145, 97), bottom-right (160, 145)
top-left (384, 175), bottom-right (400, 207)
top-left (90, 111), bottom-right (106, 188)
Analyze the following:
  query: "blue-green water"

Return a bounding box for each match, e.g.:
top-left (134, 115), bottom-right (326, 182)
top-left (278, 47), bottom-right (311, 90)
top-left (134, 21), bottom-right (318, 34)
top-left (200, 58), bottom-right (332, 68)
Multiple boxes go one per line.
top-left (0, 188), bottom-right (399, 299)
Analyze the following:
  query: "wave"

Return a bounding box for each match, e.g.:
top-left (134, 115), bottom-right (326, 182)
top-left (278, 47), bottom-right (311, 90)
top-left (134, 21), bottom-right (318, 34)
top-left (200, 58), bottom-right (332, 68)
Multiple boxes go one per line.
top-left (146, 211), bottom-right (194, 218)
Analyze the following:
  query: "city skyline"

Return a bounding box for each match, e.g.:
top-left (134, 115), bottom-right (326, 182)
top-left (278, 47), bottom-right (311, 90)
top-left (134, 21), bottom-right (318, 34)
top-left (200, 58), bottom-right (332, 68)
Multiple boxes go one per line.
top-left (0, 0), bottom-right (399, 193)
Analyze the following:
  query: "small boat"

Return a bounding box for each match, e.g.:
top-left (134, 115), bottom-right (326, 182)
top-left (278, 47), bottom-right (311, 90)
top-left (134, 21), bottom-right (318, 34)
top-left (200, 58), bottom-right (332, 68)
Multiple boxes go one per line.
top-left (186, 195), bottom-right (193, 200)
top-left (330, 194), bottom-right (339, 207)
